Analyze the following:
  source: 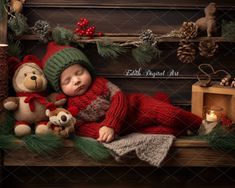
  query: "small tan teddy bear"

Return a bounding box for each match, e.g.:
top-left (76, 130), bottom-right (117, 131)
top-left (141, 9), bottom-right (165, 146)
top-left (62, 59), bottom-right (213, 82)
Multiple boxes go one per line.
top-left (3, 55), bottom-right (66, 137)
top-left (195, 3), bottom-right (217, 37)
top-left (46, 103), bottom-right (76, 138)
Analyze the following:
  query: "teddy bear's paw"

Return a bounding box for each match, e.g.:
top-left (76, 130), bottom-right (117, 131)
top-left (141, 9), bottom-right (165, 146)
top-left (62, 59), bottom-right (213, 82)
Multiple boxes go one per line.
top-left (59, 130), bottom-right (69, 138)
top-left (14, 124), bottom-right (32, 137)
top-left (35, 124), bottom-right (52, 135)
top-left (3, 100), bottom-right (18, 111)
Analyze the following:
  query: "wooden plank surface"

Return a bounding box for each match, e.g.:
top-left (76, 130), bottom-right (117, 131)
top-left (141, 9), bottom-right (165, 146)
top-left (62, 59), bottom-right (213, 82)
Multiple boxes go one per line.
top-left (3, 139), bottom-right (235, 167)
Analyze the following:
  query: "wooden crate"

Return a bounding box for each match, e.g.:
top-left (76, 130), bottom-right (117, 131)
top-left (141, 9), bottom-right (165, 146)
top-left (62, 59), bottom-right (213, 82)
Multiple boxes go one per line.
top-left (192, 81), bottom-right (235, 121)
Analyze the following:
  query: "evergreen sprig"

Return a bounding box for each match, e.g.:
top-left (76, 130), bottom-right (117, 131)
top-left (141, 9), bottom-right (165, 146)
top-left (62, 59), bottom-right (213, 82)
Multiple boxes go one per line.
top-left (0, 135), bottom-right (17, 150)
top-left (22, 134), bottom-right (63, 155)
top-left (96, 41), bottom-right (127, 58)
top-left (206, 124), bottom-right (235, 152)
top-left (132, 44), bottom-right (161, 64)
top-left (52, 26), bottom-right (74, 45)
top-left (73, 136), bottom-right (111, 161)
top-left (8, 13), bottom-right (29, 36)
top-left (8, 39), bottom-right (21, 58)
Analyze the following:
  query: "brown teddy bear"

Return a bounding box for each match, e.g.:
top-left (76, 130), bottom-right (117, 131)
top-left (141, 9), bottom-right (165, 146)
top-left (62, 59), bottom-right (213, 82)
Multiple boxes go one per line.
top-left (195, 2), bottom-right (217, 37)
top-left (45, 103), bottom-right (76, 138)
top-left (3, 55), bottom-right (65, 137)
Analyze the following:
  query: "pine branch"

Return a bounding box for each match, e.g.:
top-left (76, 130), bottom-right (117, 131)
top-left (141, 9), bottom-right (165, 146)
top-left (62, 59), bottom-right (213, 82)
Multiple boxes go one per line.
top-left (96, 41), bottom-right (127, 58)
top-left (0, 135), bottom-right (18, 150)
top-left (207, 124), bottom-right (235, 152)
top-left (8, 39), bottom-right (21, 58)
top-left (23, 134), bottom-right (63, 155)
top-left (8, 13), bottom-right (29, 36)
top-left (52, 26), bottom-right (74, 45)
top-left (132, 44), bottom-right (161, 64)
top-left (73, 136), bottom-right (111, 161)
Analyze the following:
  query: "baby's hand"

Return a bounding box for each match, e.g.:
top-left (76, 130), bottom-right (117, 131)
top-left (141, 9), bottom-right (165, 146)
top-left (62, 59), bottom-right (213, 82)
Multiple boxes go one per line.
top-left (97, 126), bottom-right (115, 143)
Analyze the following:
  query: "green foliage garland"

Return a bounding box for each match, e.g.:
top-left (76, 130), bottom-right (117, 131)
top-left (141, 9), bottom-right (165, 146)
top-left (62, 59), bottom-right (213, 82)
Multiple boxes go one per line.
top-left (206, 124), bottom-right (235, 152)
top-left (132, 44), bottom-right (161, 64)
top-left (8, 13), bottom-right (29, 36)
top-left (52, 26), bottom-right (74, 45)
top-left (0, 135), bottom-right (17, 150)
top-left (22, 134), bottom-right (63, 155)
top-left (7, 36), bottom-right (22, 58)
top-left (96, 41), bottom-right (127, 59)
top-left (73, 136), bottom-right (111, 161)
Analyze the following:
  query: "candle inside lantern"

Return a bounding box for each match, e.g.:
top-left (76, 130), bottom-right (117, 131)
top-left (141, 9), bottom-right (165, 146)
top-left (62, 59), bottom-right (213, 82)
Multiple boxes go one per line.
top-left (206, 110), bottom-right (218, 122)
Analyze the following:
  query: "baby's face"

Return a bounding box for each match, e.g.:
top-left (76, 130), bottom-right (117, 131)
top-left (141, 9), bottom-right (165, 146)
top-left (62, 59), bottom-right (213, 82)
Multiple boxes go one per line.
top-left (60, 64), bottom-right (92, 96)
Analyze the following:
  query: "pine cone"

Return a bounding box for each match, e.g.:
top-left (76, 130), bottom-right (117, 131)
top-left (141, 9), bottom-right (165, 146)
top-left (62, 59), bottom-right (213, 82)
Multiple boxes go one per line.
top-left (177, 41), bottom-right (196, 63)
top-left (179, 22), bottom-right (198, 40)
top-left (220, 76), bottom-right (232, 86)
top-left (140, 29), bottom-right (157, 47)
top-left (33, 20), bottom-right (51, 38)
top-left (199, 38), bottom-right (218, 57)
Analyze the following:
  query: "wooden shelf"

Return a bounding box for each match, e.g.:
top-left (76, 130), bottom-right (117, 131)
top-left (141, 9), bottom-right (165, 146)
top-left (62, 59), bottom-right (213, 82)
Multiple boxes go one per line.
top-left (4, 138), bottom-right (235, 167)
top-left (24, 0), bottom-right (235, 10)
top-left (19, 34), bottom-right (226, 43)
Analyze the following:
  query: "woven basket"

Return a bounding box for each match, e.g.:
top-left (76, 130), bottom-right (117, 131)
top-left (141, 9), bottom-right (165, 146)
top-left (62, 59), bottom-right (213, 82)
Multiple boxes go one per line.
top-left (0, 44), bottom-right (8, 111)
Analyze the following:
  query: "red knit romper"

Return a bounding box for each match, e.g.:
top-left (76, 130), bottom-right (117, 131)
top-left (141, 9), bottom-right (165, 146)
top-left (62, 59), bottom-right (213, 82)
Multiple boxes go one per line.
top-left (66, 77), bottom-right (202, 139)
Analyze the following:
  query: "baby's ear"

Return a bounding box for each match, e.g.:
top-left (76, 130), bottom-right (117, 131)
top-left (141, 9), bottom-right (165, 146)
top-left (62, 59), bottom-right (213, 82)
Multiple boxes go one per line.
top-left (45, 109), bottom-right (50, 117)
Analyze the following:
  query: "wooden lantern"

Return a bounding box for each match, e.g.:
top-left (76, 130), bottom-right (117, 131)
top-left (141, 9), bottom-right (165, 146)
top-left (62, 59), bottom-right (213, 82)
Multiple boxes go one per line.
top-left (192, 81), bottom-right (235, 121)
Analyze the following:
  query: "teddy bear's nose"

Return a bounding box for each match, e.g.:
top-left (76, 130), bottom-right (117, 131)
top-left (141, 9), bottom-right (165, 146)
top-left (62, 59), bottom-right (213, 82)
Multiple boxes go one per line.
top-left (31, 76), bottom-right (37, 80)
top-left (61, 115), bottom-right (67, 122)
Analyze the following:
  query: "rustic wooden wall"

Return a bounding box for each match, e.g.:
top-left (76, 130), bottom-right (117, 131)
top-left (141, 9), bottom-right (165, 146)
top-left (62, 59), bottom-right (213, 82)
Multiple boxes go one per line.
top-left (2, 1), bottom-right (235, 187)
top-left (19, 0), bottom-right (235, 108)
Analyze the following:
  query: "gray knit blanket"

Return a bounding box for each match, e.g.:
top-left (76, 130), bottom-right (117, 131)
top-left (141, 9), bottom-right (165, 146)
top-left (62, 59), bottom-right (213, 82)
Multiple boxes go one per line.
top-left (103, 133), bottom-right (175, 167)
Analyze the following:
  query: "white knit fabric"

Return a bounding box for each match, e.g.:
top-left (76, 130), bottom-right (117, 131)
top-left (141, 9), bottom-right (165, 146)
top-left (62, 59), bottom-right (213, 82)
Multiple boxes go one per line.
top-left (103, 133), bottom-right (175, 167)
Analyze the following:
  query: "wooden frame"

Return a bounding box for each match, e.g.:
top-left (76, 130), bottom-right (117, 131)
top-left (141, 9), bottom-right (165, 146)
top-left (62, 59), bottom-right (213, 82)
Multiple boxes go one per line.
top-left (192, 81), bottom-right (235, 121)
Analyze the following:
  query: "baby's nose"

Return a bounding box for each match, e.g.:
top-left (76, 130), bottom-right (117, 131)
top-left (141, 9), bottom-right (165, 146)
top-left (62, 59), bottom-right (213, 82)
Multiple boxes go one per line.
top-left (72, 76), bottom-right (81, 85)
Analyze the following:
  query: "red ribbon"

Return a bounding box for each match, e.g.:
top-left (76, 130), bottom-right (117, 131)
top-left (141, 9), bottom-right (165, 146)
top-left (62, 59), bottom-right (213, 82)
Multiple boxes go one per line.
top-left (17, 92), bottom-right (47, 112)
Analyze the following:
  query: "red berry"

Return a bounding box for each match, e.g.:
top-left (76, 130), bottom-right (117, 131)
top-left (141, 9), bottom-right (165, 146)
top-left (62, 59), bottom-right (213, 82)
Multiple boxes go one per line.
top-left (98, 32), bottom-right (103, 37)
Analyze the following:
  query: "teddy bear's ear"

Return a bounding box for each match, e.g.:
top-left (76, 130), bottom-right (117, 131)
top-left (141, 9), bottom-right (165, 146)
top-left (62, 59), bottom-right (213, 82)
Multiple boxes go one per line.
top-left (23, 55), bottom-right (42, 69)
top-left (45, 109), bottom-right (50, 117)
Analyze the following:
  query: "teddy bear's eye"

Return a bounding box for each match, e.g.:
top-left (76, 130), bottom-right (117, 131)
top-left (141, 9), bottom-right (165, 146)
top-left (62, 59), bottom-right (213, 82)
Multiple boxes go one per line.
top-left (32, 71), bottom-right (36, 74)
top-left (24, 73), bottom-right (27, 77)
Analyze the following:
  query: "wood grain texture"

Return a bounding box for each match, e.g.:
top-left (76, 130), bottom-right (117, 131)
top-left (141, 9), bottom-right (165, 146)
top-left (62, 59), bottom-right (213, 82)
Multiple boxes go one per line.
top-left (3, 139), bottom-right (235, 167)
top-left (25, 0), bottom-right (235, 10)
top-left (22, 4), bottom-right (235, 34)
